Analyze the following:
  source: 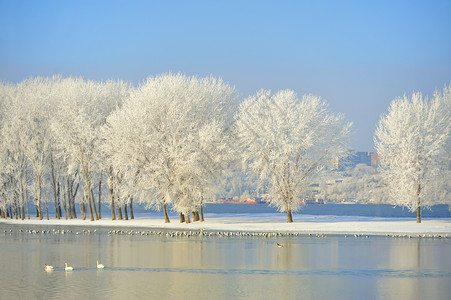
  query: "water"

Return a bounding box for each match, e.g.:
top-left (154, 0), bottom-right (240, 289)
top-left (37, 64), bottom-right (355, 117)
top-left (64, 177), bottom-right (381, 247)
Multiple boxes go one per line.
top-left (1, 223), bottom-right (450, 299)
top-left (26, 202), bottom-right (451, 220)
top-left (202, 203), bottom-right (451, 218)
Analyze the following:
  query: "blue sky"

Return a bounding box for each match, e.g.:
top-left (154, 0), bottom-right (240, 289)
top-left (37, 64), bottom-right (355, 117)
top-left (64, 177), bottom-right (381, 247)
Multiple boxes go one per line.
top-left (1, 0), bottom-right (450, 150)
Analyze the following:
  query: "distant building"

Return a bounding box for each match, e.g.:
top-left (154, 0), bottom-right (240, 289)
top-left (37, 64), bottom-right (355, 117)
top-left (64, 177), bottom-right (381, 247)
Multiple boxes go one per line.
top-left (334, 150), bottom-right (377, 170)
top-left (351, 152), bottom-right (372, 166)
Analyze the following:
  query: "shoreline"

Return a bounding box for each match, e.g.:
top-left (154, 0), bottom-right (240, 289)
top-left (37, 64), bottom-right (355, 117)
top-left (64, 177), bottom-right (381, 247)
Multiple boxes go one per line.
top-left (1, 213), bottom-right (450, 236)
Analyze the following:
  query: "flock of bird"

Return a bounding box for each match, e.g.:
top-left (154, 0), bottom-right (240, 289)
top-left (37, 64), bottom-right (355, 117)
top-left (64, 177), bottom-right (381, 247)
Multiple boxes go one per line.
top-left (2, 227), bottom-right (449, 240)
top-left (385, 233), bottom-right (448, 239)
top-left (44, 260), bottom-right (104, 272)
top-left (107, 229), bottom-right (303, 238)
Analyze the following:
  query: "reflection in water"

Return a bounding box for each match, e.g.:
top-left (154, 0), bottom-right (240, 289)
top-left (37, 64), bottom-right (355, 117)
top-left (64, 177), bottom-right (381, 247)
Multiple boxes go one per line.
top-left (0, 224), bottom-right (450, 299)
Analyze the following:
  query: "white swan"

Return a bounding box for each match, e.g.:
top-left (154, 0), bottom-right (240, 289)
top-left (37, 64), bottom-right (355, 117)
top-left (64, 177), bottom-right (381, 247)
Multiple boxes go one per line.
top-left (44, 264), bottom-right (54, 271)
top-left (97, 260), bottom-right (104, 269)
top-left (65, 263), bottom-right (73, 271)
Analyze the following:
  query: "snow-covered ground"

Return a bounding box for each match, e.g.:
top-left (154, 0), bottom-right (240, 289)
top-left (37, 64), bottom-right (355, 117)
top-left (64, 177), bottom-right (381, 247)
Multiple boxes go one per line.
top-left (1, 213), bottom-right (450, 236)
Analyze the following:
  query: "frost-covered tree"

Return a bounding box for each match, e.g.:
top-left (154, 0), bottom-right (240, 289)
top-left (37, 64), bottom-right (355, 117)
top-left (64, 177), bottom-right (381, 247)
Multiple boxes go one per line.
top-left (12, 78), bottom-right (56, 220)
top-left (1, 84), bottom-right (30, 219)
top-left (169, 119), bottom-right (235, 221)
top-left (51, 77), bottom-right (130, 221)
top-left (0, 81), bottom-right (14, 218)
top-left (436, 86), bottom-right (451, 212)
top-left (374, 86), bottom-right (451, 223)
top-left (0, 76), bottom-right (130, 221)
top-left (236, 90), bottom-right (352, 222)
top-left (103, 74), bottom-right (238, 223)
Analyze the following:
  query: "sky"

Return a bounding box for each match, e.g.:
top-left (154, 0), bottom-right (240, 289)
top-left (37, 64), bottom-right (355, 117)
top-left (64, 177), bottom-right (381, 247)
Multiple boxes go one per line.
top-left (1, 0), bottom-right (450, 151)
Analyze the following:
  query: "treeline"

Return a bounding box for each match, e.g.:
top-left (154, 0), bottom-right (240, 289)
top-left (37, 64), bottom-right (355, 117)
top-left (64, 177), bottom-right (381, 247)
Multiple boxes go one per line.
top-left (0, 76), bottom-right (130, 221)
top-left (0, 74), bottom-right (240, 223)
top-left (1, 74), bottom-right (448, 223)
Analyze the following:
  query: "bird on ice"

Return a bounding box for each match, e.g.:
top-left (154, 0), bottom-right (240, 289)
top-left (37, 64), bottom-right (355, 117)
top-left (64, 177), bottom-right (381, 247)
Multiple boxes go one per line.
top-left (277, 243), bottom-right (284, 248)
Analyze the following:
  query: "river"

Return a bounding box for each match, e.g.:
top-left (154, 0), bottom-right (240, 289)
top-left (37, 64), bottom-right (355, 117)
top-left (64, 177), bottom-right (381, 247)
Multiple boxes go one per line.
top-left (1, 222), bottom-right (450, 299)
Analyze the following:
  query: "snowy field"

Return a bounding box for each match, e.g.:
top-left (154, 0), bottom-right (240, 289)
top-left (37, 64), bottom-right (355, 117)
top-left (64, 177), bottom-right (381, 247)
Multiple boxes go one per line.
top-left (2, 213), bottom-right (450, 236)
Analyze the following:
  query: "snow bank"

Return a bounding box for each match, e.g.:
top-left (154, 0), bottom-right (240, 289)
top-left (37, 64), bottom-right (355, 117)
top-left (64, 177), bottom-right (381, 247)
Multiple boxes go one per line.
top-left (1, 213), bottom-right (450, 236)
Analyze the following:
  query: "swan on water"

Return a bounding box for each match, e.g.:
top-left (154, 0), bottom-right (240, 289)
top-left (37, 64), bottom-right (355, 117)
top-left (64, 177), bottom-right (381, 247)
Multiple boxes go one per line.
top-left (97, 260), bottom-right (105, 269)
top-left (44, 264), bottom-right (54, 271)
top-left (65, 263), bottom-right (73, 271)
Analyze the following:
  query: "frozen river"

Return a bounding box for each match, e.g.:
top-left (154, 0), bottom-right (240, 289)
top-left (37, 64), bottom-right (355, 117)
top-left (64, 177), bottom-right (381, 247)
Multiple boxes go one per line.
top-left (1, 223), bottom-right (450, 299)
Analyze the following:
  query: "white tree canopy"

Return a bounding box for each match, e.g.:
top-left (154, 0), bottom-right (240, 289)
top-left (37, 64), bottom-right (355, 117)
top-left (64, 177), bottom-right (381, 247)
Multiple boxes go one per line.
top-left (50, 76), bottom-right (130, 220)
top-left (236, 89), bottom-right (352, 222)
top-left (374, 85), bottom-right (451, 222)
top-left (0, 81), bottom-right (32, 219)
top-left (103, 73), bottom-right (238, 220)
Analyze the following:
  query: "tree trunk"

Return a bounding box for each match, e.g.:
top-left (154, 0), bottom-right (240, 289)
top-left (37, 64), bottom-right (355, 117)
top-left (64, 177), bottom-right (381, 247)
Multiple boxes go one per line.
top-left (163, 203), bottom-right (170, 223)
top-left (68, 180), bottom-right (74, 219)
top-left (58, 201), bottom-right (63, 219)
top-left (192, 210), bottom-right (199, 222)
top-left (98, 180), bottom-right (102, 219)
top-left (129, 198), bottom-right (134, 219)
top-left (86, 190), bottom-right (94, 221)
top-left (13, 198), bottom-right (18, 219)
top-left (67, 177), bottom-right (72, 219)
top-left (71, 198), bottom-right (77, 218)
top-left (179, 212), bottom-right (185, 223)
top-left (25, 177), bottom-right (30, 219)
top-left (185, 214), bottom-right (191, 224)
top-left (19, 174), bottom-right (25, 220)
top-left (110, 195), bottom-right (116, 221)
top-left (60, 181), bottom-right (68, 219)
top-left (71, 193), bottom-right (77, 218)
top-left (416, 183), bottom-right (421, 223)
top-left (417, 206), bottom-right (421, 223)
top-left (81, 202), bottom-right (86, 220)
top-left (21, 203), bottom-right (25, 220)
top-left (50, 160), bottom-right (59, 219)
top-left (57, 182), bottom-right (62, 219)
top-left (124, 204), bottom-right (129, 220)
top-left (37, 176), bottom-right (42, 220)
top-left (199, 205), bottom-right (204, 222)
top-left (53, 192), bottom-right (59, 219)
top-left (287, 209), bottom-right (293, 223)
top-left (82, 195), bottom-right (86, 220)
top-left (71, 178), bottom-right (80, 218)
top-left (90, 188), bottom-right (99, 220)
top-left (108, 175), bottom-right (116, 220)
top-left (44, 197), bottom-right (49, 220)
top-left (117, 204), bottom-right (123, 220)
